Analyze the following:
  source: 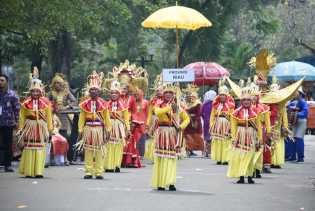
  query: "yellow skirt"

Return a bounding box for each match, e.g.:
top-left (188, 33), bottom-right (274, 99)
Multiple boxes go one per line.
top-left (151, 156), bottom-right (177, 188)
top-left (19, 148), bottom-right (46, 177)
top-left (272, 138), bottom-right (285, 166)
top-left (144, 138), bottom-right (155, 162)
top-left (227, 148), bottom-right (255, 178)
top-left (254, 148), bottom-right (264, 171)
top-left (211, 138), bottom-right (230, 162)
top-left (103, 142), bottom-right (124, 170)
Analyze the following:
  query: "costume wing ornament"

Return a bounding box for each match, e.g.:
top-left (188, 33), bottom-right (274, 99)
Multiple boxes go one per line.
top-left (227, 77), bottom-right (303, 103)
top-left (227, 77), bottom-right (242, 99)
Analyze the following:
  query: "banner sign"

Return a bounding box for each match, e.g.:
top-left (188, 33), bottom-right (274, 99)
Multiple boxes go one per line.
top-left (162, 68), bottom-right (195, 82)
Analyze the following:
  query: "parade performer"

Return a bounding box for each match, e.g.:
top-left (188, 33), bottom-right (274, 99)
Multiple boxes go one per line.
top-left (250, 78), bottom-right (271, 176)
top-left (210, 80), bottom-right (235, 165)
top-left (201, 90), bottom-right (217, 157)
top-left (145, 75), bottom-right (164, 162)
top-left (152, 84), bottom-right (190, 191)
top-left (265, 77), bottom-right (289, 168)
top-left (18, 67), bottom-right (53, 178)
top-left (77, 71), bottom-right (111, 179)
top-left (122, 89), bottom-right (149, 168)
top-left (183, 84), bottom-right (203, 156)
top-left (104, 81), bottom-right (130, 172)
top-left (227, 85), bottom-right (263, 184)
top-left (48, 73), bottom-right (77, 164)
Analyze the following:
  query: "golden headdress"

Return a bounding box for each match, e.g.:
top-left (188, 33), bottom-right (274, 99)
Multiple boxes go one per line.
top-left (240, 86), bottom-right (252, 100)
top-left (250, 76), bottom-right (261, 96)
top-left (248, 49), bottom-right (277, 79)
top-left (110, 80), bottom-right (121, 93)
top-left (218, 78), bottom-right (229, 95)
top-left (103, 60), bottom-right (148, 94)
top-left (87, 71), bottom-right (104, 90)
top-left (50, 73), bottom-right (70, 93)
top-left (162, 83), bottom-right (179, 94)
top-left (28, 67), bottom-right (45, 92)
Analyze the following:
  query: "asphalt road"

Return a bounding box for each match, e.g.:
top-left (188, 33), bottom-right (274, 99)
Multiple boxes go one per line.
top-left (0, 136), bottom-right (314, 211)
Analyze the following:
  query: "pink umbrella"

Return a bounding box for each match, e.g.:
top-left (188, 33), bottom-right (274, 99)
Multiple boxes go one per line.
top-left (184, 62), bottom-right (230, 86)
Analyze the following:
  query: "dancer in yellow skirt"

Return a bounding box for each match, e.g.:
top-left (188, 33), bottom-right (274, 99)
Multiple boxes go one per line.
top-left (104, 81), bottom-right (130, 173)
top-left (210, 81), bottom-right (235, 165)
top-left (18, 67), bottom-right (53, 178)
top-left (151, 84), bottom-right (190, 191)
top-left (227, 86), bottom-right (263, 184)
top-left (77, 71), bottom-right (111, 179)
top-left (268, 78), bottom-right (289, 168)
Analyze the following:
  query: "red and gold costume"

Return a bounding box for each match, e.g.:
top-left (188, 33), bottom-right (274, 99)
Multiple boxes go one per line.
top-left (122, 90), bottom-right (148, 168)
top-left (210, 85), bottom-right (235, 163)
top-left (77, 71), bottom-right (111, 178)
top-left (151, 85), bottom-right (190, 190)
top-left (18, 68), bottom-right (53, 177)
top-left (227, 87), bottom-right (263, 180)
top-left (104, 82), bottom-right (130, 172)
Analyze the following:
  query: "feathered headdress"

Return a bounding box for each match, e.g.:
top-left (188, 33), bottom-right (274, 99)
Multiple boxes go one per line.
top-left (87, 71), bottom-right (104, 90)
top-left (269, 76), bottom-right (280, 92)
top-left (218, 78), bottom-right (229, 95)
top-left (183, 84), bottom-right (199, 98)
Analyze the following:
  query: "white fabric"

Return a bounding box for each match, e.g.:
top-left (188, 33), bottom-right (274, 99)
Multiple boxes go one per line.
top-left (203, 90), bottom-right (217, 103)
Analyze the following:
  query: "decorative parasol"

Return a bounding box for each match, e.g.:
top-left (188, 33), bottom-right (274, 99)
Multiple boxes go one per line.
top-left (141, 2), bottom-right (212, 67)
top-left (184, 62), bottom-right (230, 86)
top-left (269, 61), bottom-right (315, 81)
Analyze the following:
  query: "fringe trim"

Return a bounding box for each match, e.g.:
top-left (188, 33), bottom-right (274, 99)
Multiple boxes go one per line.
top-left (233, 126), bottom-right (258, 152)
top-left (210, 117), bottom-right (231, 140)
top-left (18, 119), bottom-right (49, 146)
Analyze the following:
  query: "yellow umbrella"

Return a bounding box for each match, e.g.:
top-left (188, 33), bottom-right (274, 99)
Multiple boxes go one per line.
top-left (142, 3), bottom-right (212, 67)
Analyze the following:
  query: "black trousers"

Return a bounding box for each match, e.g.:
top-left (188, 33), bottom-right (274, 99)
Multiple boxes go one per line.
top-left (0, 126), bottom-right (13, 167)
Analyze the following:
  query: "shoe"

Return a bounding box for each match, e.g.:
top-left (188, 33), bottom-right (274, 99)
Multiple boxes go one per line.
top-left (4, 167), bottom-right (14, 172)
top-left (296, 160), bottom-right (304, 163)
top-left (44, 164), bottom-right (49, 168)
top-left (157, 187), bottom-right (165, 191)
top-left (216, 161), bottom-right (222, 165)
top-left (271, 165), bottom-right (281, 169)
top-left (263, 168), bottom-right (272, 173)
top-left (236, 176), bottom-right (245, 184)
top-left (105, 169), bottom-right (114, 173)
top-left (222, 162), bottom-right (228, 165)
top-left (95, 175), bottom-right (104, 180)
top-left (248, 176), bottom-right (255, 184)
top-left (189, 151), bottom-right (197, 156)
top-left (35, 175), bottom-right (43, 178)
top-left (169, 185), bottom-right (176, 191)
top-left (254, 169), bottom-right (262, 178)
top-left (25, 176), bottom-right (32, 178)
top-left (115, 167), bottom-right (120, 173)
top-left (84, 175), bottom-right (93, 179)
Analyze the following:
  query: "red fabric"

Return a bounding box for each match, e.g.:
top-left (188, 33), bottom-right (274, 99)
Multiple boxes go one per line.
top-left (52, 134), bottom-right (69, 155)
top-left (150, 97), bottom-right (163, 107)
top-left (263, 145), bottom-right (272, 165)
top-left (184, 103), bottom-right (202, 134)
top-left (79, 97), bottom-right (107, 112)
top-left (269, 104), bottom-right (279, 126)
top-left (232, 106), bottom-right (258, 120)
top-left (212, 95), bottom-right (235, 112)
top-left (185, 133), bottom-right (204, 151)
top-left (22, 97), bottom-right (51, 110)
top-left (130, 91), bottom-right (149, 124)
top-left (122, 123), bottom-right (143, 168)
top-left (120, 95), bottom-right (135, 111)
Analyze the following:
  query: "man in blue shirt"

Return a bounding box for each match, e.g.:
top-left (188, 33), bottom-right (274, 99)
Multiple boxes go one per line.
top-left (287, 87), bottom-right (308, 162)
top-left (0, 74), bottom-right (20, 172)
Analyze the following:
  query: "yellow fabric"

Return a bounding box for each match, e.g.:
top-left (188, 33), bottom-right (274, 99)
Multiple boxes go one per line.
top-left (211, 139), bottom-right (230, 162)
top-left (262, 111), bottom-right (271, 134)
top-left (154, 105), bottom-right (190, 129)
top-left (78, 107), bottom-right (111, 133)
top-left (151, 156), bottom-right (177, 188)
top-left (19, 104), bottom-right (53, 133)
top-left (142, 5), bottom-right (212, 30)
top-left (227, 115), bottom-right (262, 178)
top-left (254, 148), bottom-right (264, 171)
top-left (272, 138), bottom-right (285, 166)
top-left (19, 148), bottom-right (46, 177)
top-left (144, 137), bottom-right (155, 162)
top-left (103, 142), bottom-right (124, 170)
top-left (146, 104), bottom-right (154, 126)
top-left (84, 149), bottom-right (104, 176)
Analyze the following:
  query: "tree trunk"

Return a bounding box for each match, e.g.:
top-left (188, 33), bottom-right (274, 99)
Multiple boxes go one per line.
top-left (30, 44), bottom-right (43, 74)
top-left (49, 31), bottom-right (72, 79)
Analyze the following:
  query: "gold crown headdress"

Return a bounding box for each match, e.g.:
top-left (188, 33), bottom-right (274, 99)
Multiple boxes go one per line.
top-left (110, 80), bottom-right (121, 93)
top-left (87, 71), bottom-right (104, 90)
top-left (50, 73), bottom-right (69, 92)
top-left (248, 49), bottom-right (277, 78)
top-left (28, 67), bottom-right (45, 92)
top-left (240, 86), bottom-right (252, 99)
top-left (162, 83), bottom-right (179, 94)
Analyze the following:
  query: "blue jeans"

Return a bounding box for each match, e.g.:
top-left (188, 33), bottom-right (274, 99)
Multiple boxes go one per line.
top-left (287, 137), bottom-right (304, 161)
